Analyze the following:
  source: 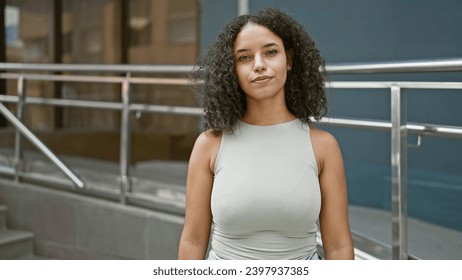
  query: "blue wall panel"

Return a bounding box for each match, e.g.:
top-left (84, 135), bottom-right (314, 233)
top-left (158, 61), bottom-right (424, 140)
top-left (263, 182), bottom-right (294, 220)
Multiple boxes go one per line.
top-left (200, 0), bottom-right (237, 51)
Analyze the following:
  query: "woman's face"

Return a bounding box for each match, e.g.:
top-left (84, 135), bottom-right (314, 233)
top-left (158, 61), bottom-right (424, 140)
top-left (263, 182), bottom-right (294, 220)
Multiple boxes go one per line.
top-left (233, 22), bottom-right (291, 103)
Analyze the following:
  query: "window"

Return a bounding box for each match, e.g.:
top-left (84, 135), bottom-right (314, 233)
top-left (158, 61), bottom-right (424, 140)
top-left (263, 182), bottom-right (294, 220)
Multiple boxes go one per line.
top-left (167, 0), bottom-right (197, 45)
top-left (129, 0), bottom-right (152, 46)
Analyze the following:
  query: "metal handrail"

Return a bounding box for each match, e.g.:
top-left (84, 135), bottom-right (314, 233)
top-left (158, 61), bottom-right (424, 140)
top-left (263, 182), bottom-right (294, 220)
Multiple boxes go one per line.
top-left (318, 117), bottom-right (462, 139)
top-left (1, 57), bottom-right (462, 73)
top-left (0, 63), bottom-right (193, 74)
top-left (0, 102), bottom-right (85, 189)
top-left (1, 93), bottom-right (462, 138)
top-left (326, 58), bottom-right (462, 74)
top-left (1, 58), bottom-right (462, 260)
top-left (1, 84), bottom-right (462, 139)
top-left (0, 72), bottom-right (191, 85)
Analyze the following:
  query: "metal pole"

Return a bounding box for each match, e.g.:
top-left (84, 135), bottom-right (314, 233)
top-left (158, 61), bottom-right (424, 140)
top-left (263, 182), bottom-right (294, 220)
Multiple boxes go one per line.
top-left (237, 0), bottom-right (249, 15)
top-left (14, 75), bottom-right (26, 182)
top-left (0, 0), bottom-right (6, 128)
top-left (0, 102), bottom-right (85, 188)
top-left (119, 73), bottom-right (132, 204)
top-left (52, 0), bottom-right (63, 128)
top-left (390, 85), bottom-right (408, 260)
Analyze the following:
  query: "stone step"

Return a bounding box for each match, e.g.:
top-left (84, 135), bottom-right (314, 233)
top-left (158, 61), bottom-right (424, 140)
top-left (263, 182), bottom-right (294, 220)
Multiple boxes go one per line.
top-left (0, 205), bottom-right (6, 230)
top-left (0, 229), bottom-right (34, 259)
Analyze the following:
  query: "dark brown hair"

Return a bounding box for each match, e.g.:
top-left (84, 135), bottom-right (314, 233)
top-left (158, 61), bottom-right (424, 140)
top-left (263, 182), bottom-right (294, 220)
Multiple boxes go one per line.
top-left (191, 7), bottom-right (327, 134)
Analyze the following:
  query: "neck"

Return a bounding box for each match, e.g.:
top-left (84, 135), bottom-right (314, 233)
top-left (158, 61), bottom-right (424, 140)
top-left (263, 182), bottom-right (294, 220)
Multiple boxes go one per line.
top-left (241, 102), bottom-right (295, 126)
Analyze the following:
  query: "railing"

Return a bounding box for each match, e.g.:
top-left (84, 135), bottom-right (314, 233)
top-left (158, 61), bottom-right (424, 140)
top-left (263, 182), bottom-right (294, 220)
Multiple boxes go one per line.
top-left (1, 58), bottom-right (462, 260)
top-left (0, 102), bottom-right (85, 189)
top-left (326, 59), bottom-right (462, 259)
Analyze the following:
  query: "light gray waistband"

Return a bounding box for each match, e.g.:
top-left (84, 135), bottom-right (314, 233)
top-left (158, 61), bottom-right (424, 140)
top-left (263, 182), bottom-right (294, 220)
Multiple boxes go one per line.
top-left (207, 249), bottom-right (226, 260)
top-left (206, 249), bottom-right (321, 260)
top-left (305, 251), bottom-right (322, 260)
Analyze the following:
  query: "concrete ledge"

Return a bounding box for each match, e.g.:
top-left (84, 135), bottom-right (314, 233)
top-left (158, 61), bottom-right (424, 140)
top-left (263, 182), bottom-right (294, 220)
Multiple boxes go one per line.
top-left (0, 204), bottom-right (6, 230)
top-left (0, 229), bottom-right (34, 259)
top-left (0, 178), bottom-right (184, 259)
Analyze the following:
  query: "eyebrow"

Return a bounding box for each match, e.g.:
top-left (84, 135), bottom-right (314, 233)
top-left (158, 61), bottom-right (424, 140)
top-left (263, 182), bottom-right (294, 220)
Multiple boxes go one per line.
top-left (235, 42), bottom-right (279, 54)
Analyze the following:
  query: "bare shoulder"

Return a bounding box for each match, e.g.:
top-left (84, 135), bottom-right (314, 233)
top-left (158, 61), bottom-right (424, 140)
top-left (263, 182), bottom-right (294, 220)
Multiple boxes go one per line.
top-left (309, 125), bottom-right (340, 150)
top-left (309, 124), bottom-right (343, 173)
top-left (194, 130), bottom-right (222, 152)
top-left (191, 130), bottom-right (223, 172)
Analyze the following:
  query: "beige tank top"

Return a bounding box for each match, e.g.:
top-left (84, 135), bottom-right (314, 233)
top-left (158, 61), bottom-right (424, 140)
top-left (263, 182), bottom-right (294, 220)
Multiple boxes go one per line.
top-left (210, 118), bottom-right (321, 259)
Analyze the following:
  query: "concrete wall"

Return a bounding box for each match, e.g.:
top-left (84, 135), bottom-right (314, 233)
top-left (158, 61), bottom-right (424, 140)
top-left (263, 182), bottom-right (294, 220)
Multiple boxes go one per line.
top-left (0, 178), bottom-right (183, 259)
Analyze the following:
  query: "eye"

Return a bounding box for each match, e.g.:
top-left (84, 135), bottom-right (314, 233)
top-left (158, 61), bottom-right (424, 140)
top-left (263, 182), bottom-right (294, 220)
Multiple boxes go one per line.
top-left (266, 49), bottom-right (278, 56)
top-left (237, 55), bottom-right (251, 61)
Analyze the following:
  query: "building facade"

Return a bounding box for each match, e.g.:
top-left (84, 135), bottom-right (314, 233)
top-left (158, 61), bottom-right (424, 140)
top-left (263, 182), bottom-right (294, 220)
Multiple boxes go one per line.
top-left (1, 0), bottom-right (201, 161)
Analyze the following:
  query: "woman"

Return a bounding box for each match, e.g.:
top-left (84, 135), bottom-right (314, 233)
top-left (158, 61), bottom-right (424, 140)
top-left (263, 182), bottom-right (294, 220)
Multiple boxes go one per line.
top-left (178, 7), bottom-right (354, 260)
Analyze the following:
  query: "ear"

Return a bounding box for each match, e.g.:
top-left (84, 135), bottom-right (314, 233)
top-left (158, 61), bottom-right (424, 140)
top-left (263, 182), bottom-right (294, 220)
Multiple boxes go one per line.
top-left (286, 49), bottom-right (293, 70)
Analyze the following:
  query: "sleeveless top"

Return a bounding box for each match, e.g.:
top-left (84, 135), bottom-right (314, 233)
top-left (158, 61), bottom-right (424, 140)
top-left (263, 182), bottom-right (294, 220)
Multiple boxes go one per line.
top-left (210, 118), bottom-right (321, 259)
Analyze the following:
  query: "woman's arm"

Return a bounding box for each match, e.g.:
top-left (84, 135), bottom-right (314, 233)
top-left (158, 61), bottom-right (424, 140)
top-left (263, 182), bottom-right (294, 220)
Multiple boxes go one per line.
top-left (178, 132), bottom-right (221, 259)
top-left (310, 127), bottom-right (354, 260)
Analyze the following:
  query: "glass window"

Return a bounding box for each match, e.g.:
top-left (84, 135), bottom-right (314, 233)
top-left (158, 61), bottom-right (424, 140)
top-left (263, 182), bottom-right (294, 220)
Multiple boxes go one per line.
top-left (61, 0), bottom-right (121, 132)
top-left (5, 0), bottom-right (54, 131)
top-left (128, 0), bottom-right (200, 145)
top-left (5, 0), bottom-right (52, 63)
top-left (2, 0), bottom-right (200, 163)
top-left (167, 0), bottom-right (197, 44)
top-left (62, 0), bottom-right (120, 64)
top-left (5, 5), bottom-right (21, 49)
top-left (128, 0), bottom-right (198, 64)
top-left (168, 17), bottom-right (196, 44)
top-left (129, 0), bottom-right (151, 46)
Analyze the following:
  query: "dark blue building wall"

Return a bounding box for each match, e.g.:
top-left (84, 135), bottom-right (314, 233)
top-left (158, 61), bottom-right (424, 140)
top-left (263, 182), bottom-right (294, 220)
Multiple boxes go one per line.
top-left (200, 0), bottom-right (462, 231)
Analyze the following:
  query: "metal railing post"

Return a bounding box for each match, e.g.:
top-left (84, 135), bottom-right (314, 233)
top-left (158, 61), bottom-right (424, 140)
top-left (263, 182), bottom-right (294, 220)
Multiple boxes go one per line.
top-left (14, 75), bottom-right (26, 182)
top-left (119, 73), bottom-right (132, 204)
top-left (238, 0), bottom-right (249, 15)
top-left (0, 102), bottom-right (85, 188)
top-left (390, 85), bottom-right (408, 260)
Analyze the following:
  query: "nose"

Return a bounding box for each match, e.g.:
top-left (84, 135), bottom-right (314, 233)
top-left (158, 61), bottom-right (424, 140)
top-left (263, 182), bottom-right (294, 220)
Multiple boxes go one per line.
top-left (253, 54), bottom-right (267, 72)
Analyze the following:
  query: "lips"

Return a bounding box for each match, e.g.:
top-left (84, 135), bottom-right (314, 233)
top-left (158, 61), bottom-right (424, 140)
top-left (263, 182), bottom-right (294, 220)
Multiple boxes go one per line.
top-left (251, 75), bottom-right (273, 83)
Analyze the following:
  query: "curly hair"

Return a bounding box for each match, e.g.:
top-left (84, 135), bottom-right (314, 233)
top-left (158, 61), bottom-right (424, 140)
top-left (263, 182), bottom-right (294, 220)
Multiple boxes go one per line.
top-left (191, 7), bottom-right (327, 134)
